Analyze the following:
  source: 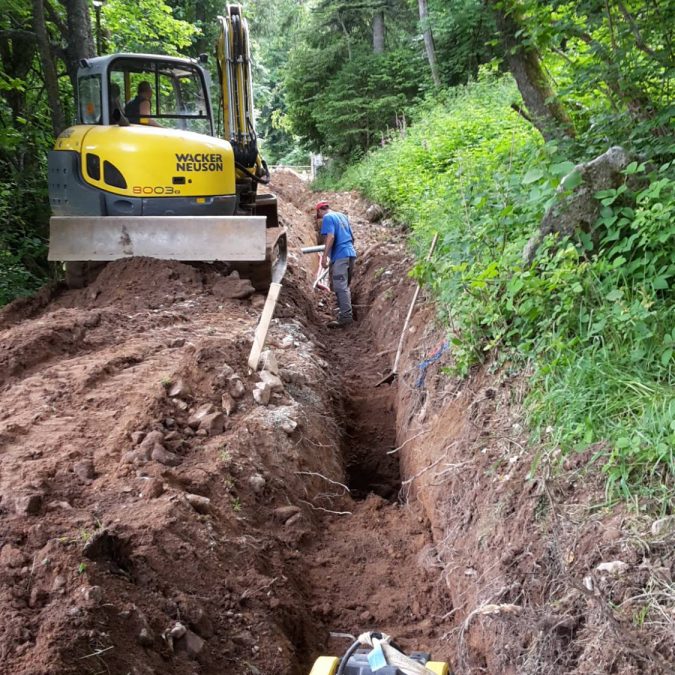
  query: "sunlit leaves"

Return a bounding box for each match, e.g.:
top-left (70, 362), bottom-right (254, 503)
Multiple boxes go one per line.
top-left (103, 0), bottom-right (199, 55)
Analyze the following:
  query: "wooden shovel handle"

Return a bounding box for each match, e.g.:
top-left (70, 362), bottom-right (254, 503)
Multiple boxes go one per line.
top-left (390, 233), bottom-right (439, 374)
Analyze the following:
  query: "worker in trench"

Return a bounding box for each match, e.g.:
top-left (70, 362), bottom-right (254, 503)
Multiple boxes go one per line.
top-left (315, 201), bottom-right (357, 328)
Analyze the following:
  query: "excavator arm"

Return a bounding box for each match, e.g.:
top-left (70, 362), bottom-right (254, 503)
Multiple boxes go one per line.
top-left (216, 5), bottom-right (267, 181)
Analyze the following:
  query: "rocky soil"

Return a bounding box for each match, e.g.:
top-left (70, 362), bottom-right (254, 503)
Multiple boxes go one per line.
top-left (0, 171), bottom-right (672, 674)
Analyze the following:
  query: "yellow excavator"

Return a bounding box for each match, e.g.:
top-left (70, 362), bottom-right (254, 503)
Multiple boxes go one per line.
top-left (47, 4), bottom-right (286, 290)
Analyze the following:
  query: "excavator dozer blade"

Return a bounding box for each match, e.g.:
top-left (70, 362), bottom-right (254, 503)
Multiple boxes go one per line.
top-left (48, 216), bottom-right (268, 262)
top-left (231, 226), bottom-right (287, 291)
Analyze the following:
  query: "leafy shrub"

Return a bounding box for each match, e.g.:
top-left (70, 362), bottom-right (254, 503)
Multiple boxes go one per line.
top-left (0, 140), bottom-right (51, 306)
top-left (340, 73), bottom-right (674, 502)
top-left (0, 244), bottom-right (43, 305)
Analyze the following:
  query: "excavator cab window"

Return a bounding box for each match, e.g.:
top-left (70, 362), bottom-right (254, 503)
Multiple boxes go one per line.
top-left (78, 75), bottom-right (102, 125)
top-left (109, 59), bottom-right (212, 134)
top-left (159, 71), bottom-right (210, 134)
top-left (108, 73), bottom-right (124, 123)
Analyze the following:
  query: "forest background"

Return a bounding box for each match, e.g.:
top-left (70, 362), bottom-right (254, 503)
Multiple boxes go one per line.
top-left (0, 0), bottom-right (673, 507)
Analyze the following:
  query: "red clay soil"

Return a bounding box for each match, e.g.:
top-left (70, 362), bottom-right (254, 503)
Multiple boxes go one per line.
top-left (0, 170), bottom-right (672, 675)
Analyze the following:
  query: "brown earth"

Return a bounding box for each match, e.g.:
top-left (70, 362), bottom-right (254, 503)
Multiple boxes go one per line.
top-left (0, 171), bottom-right (672, 675)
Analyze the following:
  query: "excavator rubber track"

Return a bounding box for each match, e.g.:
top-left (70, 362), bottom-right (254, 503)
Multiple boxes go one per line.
top-left (231, 226), bottom-right (287, 291)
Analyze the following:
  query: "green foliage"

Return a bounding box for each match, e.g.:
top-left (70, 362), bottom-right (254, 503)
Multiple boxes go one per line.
top-left (312, 160), bottom-right (350, 191)
top-left (514, 0), bottom-right (673, 137)
top-left (244, 0), bottom-right (310, 163)
top-left (427, 0), bottom-right (498, 85)
top-left (103, 0), bottom-right (199, 55)
top-left (285, 0), bottom-right (428, 157)
top-left (0, 247), bottom-right (43, 305)
top-left (341, 73), bottom-right (535, 240)
top-left (312, 48), bottom-right (426, 157)
top-left (339, 72), bottom-right (674, 503)
top-left (0, 16), bottom-right (53, 306)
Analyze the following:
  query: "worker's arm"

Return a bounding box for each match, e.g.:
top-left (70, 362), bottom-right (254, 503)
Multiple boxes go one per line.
top-left (321, 233), bottom-right (335, 268)
top-left (139, 99), bottom-right (161, 127)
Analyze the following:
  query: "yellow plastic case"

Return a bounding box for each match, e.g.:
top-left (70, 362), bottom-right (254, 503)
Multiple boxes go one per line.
top-left (308, 656), bottom-right (340, 675)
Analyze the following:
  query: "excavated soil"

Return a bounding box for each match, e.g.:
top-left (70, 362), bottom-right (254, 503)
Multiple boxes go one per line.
top-left (1, 171), bottom-right (672, 675)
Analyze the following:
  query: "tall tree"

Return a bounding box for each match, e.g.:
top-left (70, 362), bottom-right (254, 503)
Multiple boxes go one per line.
top-left (489, 0), bottom-right (575, 141)
top-left (61, 0), bottom-right (95, 88)
top-left (418, 0), bottom-right (440, 86)
top-left (32, 0), bottom-right (64, 135)
top-left (372, 7), bottom-right (385, 54)
top-left (0, 6), bottom-right (38, 125)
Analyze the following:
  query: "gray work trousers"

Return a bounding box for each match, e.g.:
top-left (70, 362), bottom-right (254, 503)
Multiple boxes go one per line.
top-left (330, 257), bottom-right (355, 322)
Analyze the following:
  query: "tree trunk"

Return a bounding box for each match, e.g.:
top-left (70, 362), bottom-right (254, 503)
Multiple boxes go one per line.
top-left (418, 0), bottom-right (440, 87)
top-left (0, 30), bottom-right (37, 124)
top-left (33, 0), bottom-right (65, 135)
top-left (61, 0), bottom-right (95, 90)
top-left (372, 10), bottom-right (385, 54)
top-left (491, 0), bottom-right (574, 141)
top-left (337, 12), bottom-right (352, 61)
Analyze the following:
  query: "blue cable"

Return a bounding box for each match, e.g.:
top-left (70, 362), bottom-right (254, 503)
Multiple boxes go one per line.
top-left (416, 341), bottom-right (449, 388)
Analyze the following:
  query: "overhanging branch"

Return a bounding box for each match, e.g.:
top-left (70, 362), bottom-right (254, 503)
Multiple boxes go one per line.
top-left (0, 30), bottom-right (37, 42)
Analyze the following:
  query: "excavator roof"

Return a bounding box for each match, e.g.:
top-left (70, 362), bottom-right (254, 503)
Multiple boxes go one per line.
top-left (79, 54), bottom-right (205, 77)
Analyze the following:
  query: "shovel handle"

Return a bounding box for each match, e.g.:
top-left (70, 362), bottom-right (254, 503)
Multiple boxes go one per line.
top-left (390, 233), bottom-right (439, 375)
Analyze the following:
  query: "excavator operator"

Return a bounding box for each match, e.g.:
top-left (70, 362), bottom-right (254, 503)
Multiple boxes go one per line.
top-left (124, 81), bottom-right (160, 126)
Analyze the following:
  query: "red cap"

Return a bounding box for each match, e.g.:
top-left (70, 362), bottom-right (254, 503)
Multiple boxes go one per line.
top-left (315, 201), bottom-right (329, 214)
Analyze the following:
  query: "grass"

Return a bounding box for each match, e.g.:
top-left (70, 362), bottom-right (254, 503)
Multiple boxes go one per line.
top-left (528, 342), bottom-right (674, 505)
top-left (329, 72), bottom-right (674, 507)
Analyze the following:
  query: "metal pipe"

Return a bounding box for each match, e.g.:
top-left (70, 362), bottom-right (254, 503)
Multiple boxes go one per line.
top-left (301, 245), bottom-right (325, 254)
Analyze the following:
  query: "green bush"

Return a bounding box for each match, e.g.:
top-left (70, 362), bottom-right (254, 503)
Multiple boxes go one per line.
top-left (340, 73), bottom-right (674, 503)
top-left (0, 244), bottom-right (44, 305)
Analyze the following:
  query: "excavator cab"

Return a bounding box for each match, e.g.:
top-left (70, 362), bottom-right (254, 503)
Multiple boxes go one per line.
top-left (48, 5), bottom-right (285, 290)
top-left (74, 54), bottom-right (215, 132)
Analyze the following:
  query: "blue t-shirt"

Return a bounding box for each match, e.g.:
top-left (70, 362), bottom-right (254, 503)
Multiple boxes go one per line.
top-left (320, 211), bottom-right (356, 261)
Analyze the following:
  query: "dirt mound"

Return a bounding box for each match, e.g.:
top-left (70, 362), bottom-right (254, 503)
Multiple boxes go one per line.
top-left (0, 283), bottom-right (62, 331)
top-left (0, 308), bottom-right (94, 386)
top-left (0, 173), bottom-right (444, 674)
top-left (55, 257), bottom-right (208, 312)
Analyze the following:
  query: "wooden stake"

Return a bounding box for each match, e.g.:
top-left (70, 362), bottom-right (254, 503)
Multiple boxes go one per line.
top-left (377, 233), bottom-right (438, 386)
top-left (248, 282), bottom-right (282, 371)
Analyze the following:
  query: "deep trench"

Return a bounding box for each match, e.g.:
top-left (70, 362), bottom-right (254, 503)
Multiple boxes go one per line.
top-left (285, 264), bottom-right (458, 675)
top-left (342, 389), bottom-right (401, 501)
